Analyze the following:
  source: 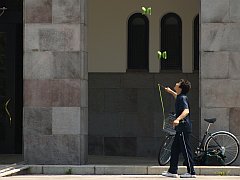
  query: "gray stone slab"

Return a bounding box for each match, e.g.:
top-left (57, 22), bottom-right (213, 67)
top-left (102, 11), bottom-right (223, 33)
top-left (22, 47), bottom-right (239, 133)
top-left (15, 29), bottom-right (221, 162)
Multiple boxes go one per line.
top-left (24, 52), bottom-right (54, 80)
top-left (80, 134), bottom-right (88, 164)
top-left (95, 165), bottom-right (148, 175)
top-left (80, 51), bottom-right (88, 80)
top-left (89, 88), bottom-right (104, 112)
top-left (23, 107), bottom-right (52, 136)
top-left (136, 137), bottom-right (161, 157)
top-left (88, 136), bottom-right (104, 155)
top-left (105, 89), bottom-right (137, 112)
top-left (121, 73), bottom-right (154, 88)
top-left (119, 112), bottom-right (138, 137)
top-left (52, 0), bottom-right (80, 24)
top-left (226, 23), bottom-right (240, 51)
top-left (28, 165), bottom-right (43, 174)
top-left (24, 80), bottom-right (52, 107)
top-left (52, 79), bottom-right (81, 106)
top-left (201, 79), bottom-right (240, 107)
top-left (39, 25), bottom-right (80, 51)
top-left (154, 73), bottom-right (188, 88)
top-left (229, 108), bottom-right (240, 136)
top-left (52, 107), bottom-right (81, 135)
top-left (89, 112), bottom-right (121, 137)
top-left (25, 0), bottom-right (52, 23)
top-left (24, 25), bottom-right (40, 51)
top-left (53, 52), bottom-right (81, 79)
top-left (229, 52), bottom-right (240, 79)
top-left (80, 107), bottom-right (88, 135)
top-left (88, 73), bottom-right (121, 88)
top-left (201, 108), bottom-right (229, 137)
top-left (80, 0), bottom-right (87, 24)
top-left (230, 0), bottom-right (240, 22)
top-left (201, 23), bottom-right (228, 51)
top-left (80, 80), bottom-right (88, 108)
top-left (42, 165), bottom-right (94, 175)
top-left (24, 134), bottom-right (81, 165)
top-left (201, 52), bottom-right (229, 79)
top-left (80, 24), bottom-right (87, 52)
top-left (137, 88), bottom-right (158, 113)
top-left (201, 0), bottom-right (229, 23)
top-left (104, 137), bottom-right (137, 156)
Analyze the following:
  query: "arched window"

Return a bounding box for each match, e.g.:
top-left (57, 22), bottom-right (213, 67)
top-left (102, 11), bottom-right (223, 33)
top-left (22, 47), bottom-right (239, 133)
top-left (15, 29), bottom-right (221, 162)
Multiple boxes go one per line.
top-left (194, 15), bottom-right (199, 70)
top-left (128, 13), bottom-right (149, 71)
top-left (161, 13), bottom-right (182, 70)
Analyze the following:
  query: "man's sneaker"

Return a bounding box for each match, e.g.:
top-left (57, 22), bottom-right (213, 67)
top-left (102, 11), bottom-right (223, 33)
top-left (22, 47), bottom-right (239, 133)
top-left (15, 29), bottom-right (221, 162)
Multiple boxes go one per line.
top-left (162, 171), bottom-right (179, 178)
top-left (180, 173), bottom-right (196, 178)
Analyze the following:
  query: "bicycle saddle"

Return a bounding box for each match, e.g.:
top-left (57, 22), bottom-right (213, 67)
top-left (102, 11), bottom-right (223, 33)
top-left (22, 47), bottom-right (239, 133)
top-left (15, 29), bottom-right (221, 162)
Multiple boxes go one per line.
top-left (204, 118), bottom-right (216, 123)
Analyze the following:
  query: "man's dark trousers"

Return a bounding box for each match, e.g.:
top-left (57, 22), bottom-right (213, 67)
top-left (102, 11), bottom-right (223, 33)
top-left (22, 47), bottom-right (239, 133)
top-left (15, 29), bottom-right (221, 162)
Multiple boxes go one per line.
top-left (168, 131), bottom-right (195, 175)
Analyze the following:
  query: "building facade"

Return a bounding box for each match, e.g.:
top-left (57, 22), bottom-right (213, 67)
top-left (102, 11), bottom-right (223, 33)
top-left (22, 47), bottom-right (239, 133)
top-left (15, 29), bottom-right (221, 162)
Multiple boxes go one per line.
top-left (0, 0), bottom-right (239, 165)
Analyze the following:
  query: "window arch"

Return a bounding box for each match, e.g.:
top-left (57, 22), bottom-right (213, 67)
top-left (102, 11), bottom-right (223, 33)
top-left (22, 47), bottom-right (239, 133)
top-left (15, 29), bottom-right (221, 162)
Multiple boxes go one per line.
top-left (127, 13), bottom-right (149, 71)
top-left (194, 15), bottom-right (199, 70)
top-left (161, 13), bottom-right (182, 70)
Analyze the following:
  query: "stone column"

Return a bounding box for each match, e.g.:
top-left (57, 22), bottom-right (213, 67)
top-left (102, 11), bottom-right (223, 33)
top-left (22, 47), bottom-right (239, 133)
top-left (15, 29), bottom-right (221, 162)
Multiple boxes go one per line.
top-left (201, 0), bottom-right (240, 164)
top-left (23, 0), bottom-right (88, 164)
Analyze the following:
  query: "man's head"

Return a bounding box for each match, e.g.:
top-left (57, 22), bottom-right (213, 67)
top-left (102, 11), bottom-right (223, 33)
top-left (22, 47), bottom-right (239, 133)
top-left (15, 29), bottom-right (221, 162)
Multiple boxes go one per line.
top-left (174, 79), bottom-right (191, 95)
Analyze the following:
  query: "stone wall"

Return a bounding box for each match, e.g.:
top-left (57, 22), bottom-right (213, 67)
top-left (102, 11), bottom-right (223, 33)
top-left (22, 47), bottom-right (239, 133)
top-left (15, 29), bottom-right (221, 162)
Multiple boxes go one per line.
top-left (23, 0), bottom-right (88, 165)
top-left (89, 72), bottom-right (199, 157)
top-left (201, 0), bottom-right (240, 165)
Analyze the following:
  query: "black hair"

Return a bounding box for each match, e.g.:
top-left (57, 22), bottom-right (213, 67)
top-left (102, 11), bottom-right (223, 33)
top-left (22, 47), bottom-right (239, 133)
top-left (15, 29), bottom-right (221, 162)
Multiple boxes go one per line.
top-left (179, 79), bottom-right (191, 94)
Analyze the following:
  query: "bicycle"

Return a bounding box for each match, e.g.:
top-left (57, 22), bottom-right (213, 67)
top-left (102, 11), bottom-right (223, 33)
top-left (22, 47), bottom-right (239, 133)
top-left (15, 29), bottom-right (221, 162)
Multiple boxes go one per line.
top-left (158, 117), bottom-right (240, 166)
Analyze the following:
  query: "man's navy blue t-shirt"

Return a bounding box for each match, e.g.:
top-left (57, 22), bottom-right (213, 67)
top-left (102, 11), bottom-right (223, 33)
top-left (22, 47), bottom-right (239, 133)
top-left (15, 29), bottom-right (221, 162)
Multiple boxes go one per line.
top-left (175, 93), bottom-right (192, 133)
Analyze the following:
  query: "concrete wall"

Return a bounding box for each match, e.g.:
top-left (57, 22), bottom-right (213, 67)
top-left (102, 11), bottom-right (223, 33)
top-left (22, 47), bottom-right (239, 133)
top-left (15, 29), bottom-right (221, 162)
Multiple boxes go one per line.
top-left (89, 72), bottom-right (199, 157)
top-left (201, 0), bottom-right (240, 165)
top-left (88, 0), bottom-right (199, 73)
top-left (23, 0), bottom-right (88, 165)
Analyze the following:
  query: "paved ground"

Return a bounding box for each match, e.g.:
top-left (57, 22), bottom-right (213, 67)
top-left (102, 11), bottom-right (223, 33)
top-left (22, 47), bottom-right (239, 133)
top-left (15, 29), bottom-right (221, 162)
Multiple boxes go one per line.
top-left (2, 175), bottom-right (240, 180)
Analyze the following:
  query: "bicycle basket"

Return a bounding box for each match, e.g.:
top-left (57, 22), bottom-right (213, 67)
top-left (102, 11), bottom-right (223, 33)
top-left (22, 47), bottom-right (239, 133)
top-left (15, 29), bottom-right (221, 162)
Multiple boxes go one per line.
top-left (162, 113), bottom-right (176, 135)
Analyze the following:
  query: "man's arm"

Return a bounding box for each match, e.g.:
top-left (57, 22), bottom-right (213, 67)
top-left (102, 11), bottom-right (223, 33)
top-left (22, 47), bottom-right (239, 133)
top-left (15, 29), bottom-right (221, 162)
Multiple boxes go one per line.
top-left (164, 87), bottom-right (177, 99)
top-left (172, 109), bottom-right (189, 127)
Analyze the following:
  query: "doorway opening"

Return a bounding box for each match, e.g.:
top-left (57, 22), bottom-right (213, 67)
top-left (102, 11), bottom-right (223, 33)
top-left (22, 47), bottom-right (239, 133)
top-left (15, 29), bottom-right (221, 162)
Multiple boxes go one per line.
top-left (0, 0), bottom-right (23, 162)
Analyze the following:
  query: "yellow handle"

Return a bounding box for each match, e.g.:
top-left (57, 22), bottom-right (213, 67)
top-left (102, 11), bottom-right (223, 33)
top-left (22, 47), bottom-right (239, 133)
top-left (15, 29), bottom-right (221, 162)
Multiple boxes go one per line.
top-left (5, 98), bottom-right (12, 125)
top-left (158, 84), bottom-right (166, 123)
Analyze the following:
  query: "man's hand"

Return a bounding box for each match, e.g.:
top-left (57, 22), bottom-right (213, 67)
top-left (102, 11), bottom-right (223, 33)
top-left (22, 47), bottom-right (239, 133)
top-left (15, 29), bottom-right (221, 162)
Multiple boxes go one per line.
top-left (172, 119), bottom-right (180, 127)
top-left (164, 87), bottom-right (177, 99)
top-left (164, 87), bottom-right (172, 93)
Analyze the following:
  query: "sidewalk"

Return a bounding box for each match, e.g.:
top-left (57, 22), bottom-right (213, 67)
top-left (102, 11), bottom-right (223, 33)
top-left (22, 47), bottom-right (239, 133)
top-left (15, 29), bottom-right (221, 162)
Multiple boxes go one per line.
top-left (27, 155), bottom-right (240, 176)
top-left (0, 155), bottom-right (239, 176)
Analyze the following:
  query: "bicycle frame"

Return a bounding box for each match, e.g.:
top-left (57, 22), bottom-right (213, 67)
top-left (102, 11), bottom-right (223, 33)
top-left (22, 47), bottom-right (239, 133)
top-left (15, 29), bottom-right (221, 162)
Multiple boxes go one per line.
top-left (193, 123), bottom-right (222, 154)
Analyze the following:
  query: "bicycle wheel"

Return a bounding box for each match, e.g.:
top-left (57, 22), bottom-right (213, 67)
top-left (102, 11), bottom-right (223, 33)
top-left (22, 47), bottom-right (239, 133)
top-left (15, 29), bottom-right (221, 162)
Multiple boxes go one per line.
top-left (158, 135), bottom-right (175, 166)
top-left (204, 131), bottom-right (240, 165)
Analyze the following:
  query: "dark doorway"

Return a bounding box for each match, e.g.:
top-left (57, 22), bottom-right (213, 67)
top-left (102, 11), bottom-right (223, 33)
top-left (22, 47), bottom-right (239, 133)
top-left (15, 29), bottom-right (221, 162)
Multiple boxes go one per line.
top-left (0, 1), bottom-right (23, 154)
top-left (161, 13), bottom-right (182, 70)
top-left (127, 13), bottom-right (149, 71)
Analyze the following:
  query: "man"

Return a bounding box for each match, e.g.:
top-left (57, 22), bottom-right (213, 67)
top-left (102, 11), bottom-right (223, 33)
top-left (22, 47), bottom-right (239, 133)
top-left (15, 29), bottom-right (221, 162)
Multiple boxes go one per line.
top-left (162, 79), bottom-right (196, 178)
